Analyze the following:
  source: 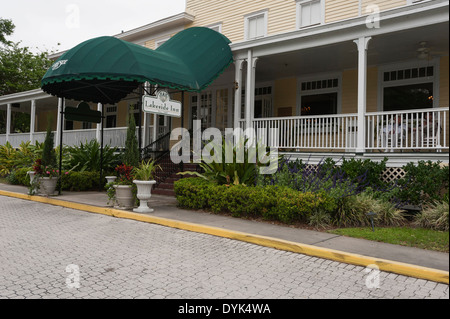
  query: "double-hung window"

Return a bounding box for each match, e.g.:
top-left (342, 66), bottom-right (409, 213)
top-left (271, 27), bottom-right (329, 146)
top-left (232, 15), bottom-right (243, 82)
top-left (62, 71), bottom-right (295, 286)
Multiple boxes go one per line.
top-left (245, 10), bottom-right (268, 40)
top-left (297, 0), bottom-right (323, 28)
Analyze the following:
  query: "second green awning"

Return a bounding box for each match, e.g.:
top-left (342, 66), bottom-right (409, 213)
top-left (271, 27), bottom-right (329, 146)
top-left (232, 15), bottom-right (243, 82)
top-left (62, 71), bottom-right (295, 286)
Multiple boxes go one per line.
top-left (41, 27), bottom-right (233, 104)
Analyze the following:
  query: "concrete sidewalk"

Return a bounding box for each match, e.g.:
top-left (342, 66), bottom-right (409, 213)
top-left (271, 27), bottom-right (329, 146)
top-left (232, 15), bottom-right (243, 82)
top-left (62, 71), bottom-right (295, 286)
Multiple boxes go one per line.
top-left (0, 183), bottom-right (448, 283)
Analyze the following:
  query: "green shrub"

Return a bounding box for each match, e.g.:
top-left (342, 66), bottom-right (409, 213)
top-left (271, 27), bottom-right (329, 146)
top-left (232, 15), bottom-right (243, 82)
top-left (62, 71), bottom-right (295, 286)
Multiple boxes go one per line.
top-left (174, 178), bottom-right (336, 224)
top-left (397, 161), bottom-right (449, 206)
top-left (339, 157), bottom-right (388, 189)
top-left (60, 171), bottom-right (102, 191)
top-left (336, 191), bottom-right (406, 227)
top-left (123, 114), bottom-right (139, 167)
top-left (415, 201), bottom-right (449, 231)
top-left (173, 177), bottom-right (214, 210)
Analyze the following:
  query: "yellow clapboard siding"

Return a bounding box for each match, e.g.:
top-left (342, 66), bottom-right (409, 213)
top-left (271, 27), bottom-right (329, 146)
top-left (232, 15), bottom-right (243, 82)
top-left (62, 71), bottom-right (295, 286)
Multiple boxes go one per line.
top-left (326, 0), bottom-right (359, 23)
top-left (186, 0), bottom-right (410, 41)
top-left (361, 0), bottom-right (406, 12)
top-left (186, 0), bottom-right (297, 42)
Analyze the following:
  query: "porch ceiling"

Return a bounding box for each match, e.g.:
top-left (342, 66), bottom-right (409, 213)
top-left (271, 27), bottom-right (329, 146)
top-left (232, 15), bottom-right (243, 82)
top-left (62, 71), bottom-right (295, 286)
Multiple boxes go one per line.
top-left (255, 22), bottom-right (449, 81)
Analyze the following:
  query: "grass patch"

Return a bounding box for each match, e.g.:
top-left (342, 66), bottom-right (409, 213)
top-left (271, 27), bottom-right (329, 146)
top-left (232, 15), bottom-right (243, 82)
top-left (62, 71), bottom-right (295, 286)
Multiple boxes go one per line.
top-left (329, 226), bottom-right (449, 253)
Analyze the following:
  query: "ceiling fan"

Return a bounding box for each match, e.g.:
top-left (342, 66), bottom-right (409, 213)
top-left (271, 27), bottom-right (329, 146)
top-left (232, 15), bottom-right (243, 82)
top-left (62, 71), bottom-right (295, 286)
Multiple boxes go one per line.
top-left (416, 41), bottom-right (448, 60)
top-left (417, 41), bottom-right (431, 60)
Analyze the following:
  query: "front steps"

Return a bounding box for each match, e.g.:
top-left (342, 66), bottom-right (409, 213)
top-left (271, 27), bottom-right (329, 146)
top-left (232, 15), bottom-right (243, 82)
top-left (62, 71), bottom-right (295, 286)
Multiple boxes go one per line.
top-left (152, 160), bottom-right (200, 196)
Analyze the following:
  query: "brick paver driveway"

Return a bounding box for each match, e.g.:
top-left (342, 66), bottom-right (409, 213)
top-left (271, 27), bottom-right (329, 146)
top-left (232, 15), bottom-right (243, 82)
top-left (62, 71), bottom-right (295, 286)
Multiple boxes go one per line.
top-left (0, 195), bottom-right (448, 301)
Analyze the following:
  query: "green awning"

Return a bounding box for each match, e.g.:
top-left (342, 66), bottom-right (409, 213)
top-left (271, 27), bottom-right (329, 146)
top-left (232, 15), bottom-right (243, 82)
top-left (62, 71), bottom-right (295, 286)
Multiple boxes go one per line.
top-left (41, 27), bottom-right (233, 104)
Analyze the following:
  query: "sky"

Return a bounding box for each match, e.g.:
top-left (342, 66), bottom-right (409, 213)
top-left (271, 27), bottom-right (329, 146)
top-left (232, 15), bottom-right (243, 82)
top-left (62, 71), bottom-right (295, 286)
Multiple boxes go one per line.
top-left (2, 0), bottom-right (186, 53)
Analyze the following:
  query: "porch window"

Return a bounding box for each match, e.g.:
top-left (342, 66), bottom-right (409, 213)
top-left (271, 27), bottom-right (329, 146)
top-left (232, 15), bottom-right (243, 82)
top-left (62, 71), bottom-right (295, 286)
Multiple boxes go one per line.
top-left (245, 10), bottom-right (268, 40)
top-left (381, 65), bottom-right (435, 112)
top-left (383, 83), bottom-right (433, 112)
top-left (299, 77), bottom-right (339, 116)
top-left (301, 93), bottom-right (338, 116)
top-left (106, 105), bottom-right (117, 128)
top-left (297, 0), bottom-right (323, 28)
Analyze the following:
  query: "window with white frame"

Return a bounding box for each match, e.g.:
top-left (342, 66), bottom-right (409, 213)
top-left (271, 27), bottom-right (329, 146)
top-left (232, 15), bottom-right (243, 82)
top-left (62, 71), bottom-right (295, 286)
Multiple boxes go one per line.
top-left (245, 10), bottom-right (268, 40)
top-left (297, 0), bottom-right (323, 28)
top-left (381, 64), bottom-right (436, 112)
top-left (207, 22), bottom-right (222, 33)
top-left (105, 105), bottom-right (117, 128)
top-left (155, 36), bottom-right (170, 49)
top-left (299, 76), bottom-right (340, 116)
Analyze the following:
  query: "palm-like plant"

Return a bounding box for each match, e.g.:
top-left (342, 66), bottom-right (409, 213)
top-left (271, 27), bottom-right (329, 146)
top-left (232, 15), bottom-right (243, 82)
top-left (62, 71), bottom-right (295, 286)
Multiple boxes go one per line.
top-left (178, 137), bottom-right (275, 186)
top-left (65, 140), bottom-right (120, 172)
top-left (132, 159), bottom-right (161, 181)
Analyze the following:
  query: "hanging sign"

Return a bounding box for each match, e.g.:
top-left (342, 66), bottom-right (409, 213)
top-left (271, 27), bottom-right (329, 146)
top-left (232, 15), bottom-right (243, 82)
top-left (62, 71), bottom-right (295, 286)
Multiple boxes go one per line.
top-left (64, 102), bottom-right (102, 123)
top-left (142, 90), bottom-right (182, 118)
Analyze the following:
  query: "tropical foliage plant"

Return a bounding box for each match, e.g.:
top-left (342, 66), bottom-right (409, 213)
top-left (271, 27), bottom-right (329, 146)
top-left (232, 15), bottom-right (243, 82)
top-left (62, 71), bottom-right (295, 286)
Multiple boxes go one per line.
top-left (132, 159), bottom-right (161, 181)
top-left (178, 137), bottom-right (277, 186)
top-left (64, 140), bottom-right (120, 172)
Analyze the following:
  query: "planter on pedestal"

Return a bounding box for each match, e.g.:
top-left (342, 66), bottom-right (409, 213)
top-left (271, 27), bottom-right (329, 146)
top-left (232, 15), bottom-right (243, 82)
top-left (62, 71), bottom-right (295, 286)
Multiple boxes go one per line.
top-left (133, 180), bottom-right (156, 213)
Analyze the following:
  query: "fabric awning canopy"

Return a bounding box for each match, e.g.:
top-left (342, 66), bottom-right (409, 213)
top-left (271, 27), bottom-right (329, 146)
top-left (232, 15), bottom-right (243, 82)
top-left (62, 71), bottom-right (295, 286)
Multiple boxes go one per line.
top-left (41, 27), bottom-right (233, 104)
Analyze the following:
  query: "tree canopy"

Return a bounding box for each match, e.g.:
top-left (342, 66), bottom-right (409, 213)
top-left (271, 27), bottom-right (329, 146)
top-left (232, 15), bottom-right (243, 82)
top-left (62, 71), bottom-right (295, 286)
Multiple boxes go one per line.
top-left (0, 18), bottom-right (53, 96)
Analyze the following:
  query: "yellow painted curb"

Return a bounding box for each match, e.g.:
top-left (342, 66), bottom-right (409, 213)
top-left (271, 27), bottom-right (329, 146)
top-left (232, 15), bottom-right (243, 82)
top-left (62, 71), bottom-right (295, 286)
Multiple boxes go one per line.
top-left (1, 189), bottom-right (449, 285)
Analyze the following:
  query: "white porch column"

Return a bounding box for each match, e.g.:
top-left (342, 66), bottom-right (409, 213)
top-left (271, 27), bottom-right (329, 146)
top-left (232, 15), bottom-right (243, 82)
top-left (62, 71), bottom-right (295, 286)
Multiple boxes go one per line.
top-left (234, 59), bottom-right (244, 129)
top-left (96, 103), bottom-right (102, 143)
top-left (6, 103), bottom-right (11, 143)
top-left (354, 36), bottom-right (371, 153)
top-left (245, 50), bottom-right (258, 130)
top-left (55, 98), bottom-right (63, 148)
top-left (30, 99), bottom-right (36, 143)
top-left (251, 57), bottom-right (258, 122)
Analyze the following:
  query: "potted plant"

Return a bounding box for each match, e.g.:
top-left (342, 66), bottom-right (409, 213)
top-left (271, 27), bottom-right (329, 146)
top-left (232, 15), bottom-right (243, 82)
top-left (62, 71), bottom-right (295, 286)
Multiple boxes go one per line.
top-left (33, 159), bottom-right (59, 196)
top-left (33, 120), bottom-right (59, 196)
top-left (132, 159), bottom-right (161, 213)
top-left (111, 163), bottom-right (135, 209)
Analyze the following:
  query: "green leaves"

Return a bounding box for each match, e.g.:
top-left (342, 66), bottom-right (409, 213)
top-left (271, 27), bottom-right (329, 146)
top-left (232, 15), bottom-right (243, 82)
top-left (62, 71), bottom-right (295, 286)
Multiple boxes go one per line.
top-left (178, 137), bottom-right (268, 186)
top-left (64, 140), bottom-right (120, 173)
top-left (132, 159), bottom-right (161, 181)
top-left (123, 114), bottom-right (139, 167)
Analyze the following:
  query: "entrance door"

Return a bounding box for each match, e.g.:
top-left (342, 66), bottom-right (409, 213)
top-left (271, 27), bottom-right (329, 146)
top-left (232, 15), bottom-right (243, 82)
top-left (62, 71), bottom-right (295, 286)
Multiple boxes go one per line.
top-left (191, 92), bottom-right (213, 130)
top-left (215, 88), bottom-right (232, 131)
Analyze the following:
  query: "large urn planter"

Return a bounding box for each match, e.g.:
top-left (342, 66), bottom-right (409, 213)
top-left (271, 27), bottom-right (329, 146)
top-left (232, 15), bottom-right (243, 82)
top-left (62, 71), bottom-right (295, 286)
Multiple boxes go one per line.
top-left (39, 177), bottom-right (58, 196)
top-left (133, 180), bottom-right (156, 213)
top-left (113, 184), bottom-right (134, 209)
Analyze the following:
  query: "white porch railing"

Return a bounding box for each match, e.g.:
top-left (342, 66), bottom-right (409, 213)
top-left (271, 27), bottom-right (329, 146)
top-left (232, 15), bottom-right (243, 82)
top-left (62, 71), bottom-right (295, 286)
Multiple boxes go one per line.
top-left (240, 113), bottom-right (359, 151)
top-left (0, 127), bottom-right (144, 149)
top-left (239, 107), bottom-right (449, 152)
top-left (365, 108), bottom-right (449, 152)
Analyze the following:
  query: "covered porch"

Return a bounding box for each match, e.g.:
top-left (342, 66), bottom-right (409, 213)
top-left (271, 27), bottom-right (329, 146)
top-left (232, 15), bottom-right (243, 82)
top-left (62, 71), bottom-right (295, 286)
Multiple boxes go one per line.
top-left (0, 90), bottom-right (158, 149)
top-left (227, 0), bottom-right (449, 164)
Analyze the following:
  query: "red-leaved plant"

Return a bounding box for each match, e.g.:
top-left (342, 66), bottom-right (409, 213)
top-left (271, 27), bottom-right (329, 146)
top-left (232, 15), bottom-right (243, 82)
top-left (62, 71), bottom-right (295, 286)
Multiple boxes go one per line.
top-left (115, 164), bottom-right (134, 185)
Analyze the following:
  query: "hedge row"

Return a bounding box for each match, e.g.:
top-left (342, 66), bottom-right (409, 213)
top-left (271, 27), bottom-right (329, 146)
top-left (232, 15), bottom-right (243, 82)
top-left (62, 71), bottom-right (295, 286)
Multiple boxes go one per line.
top-left (7, 167), bottom-right (104, 191)
top-left (174, 177), bottom-right (336, 224)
